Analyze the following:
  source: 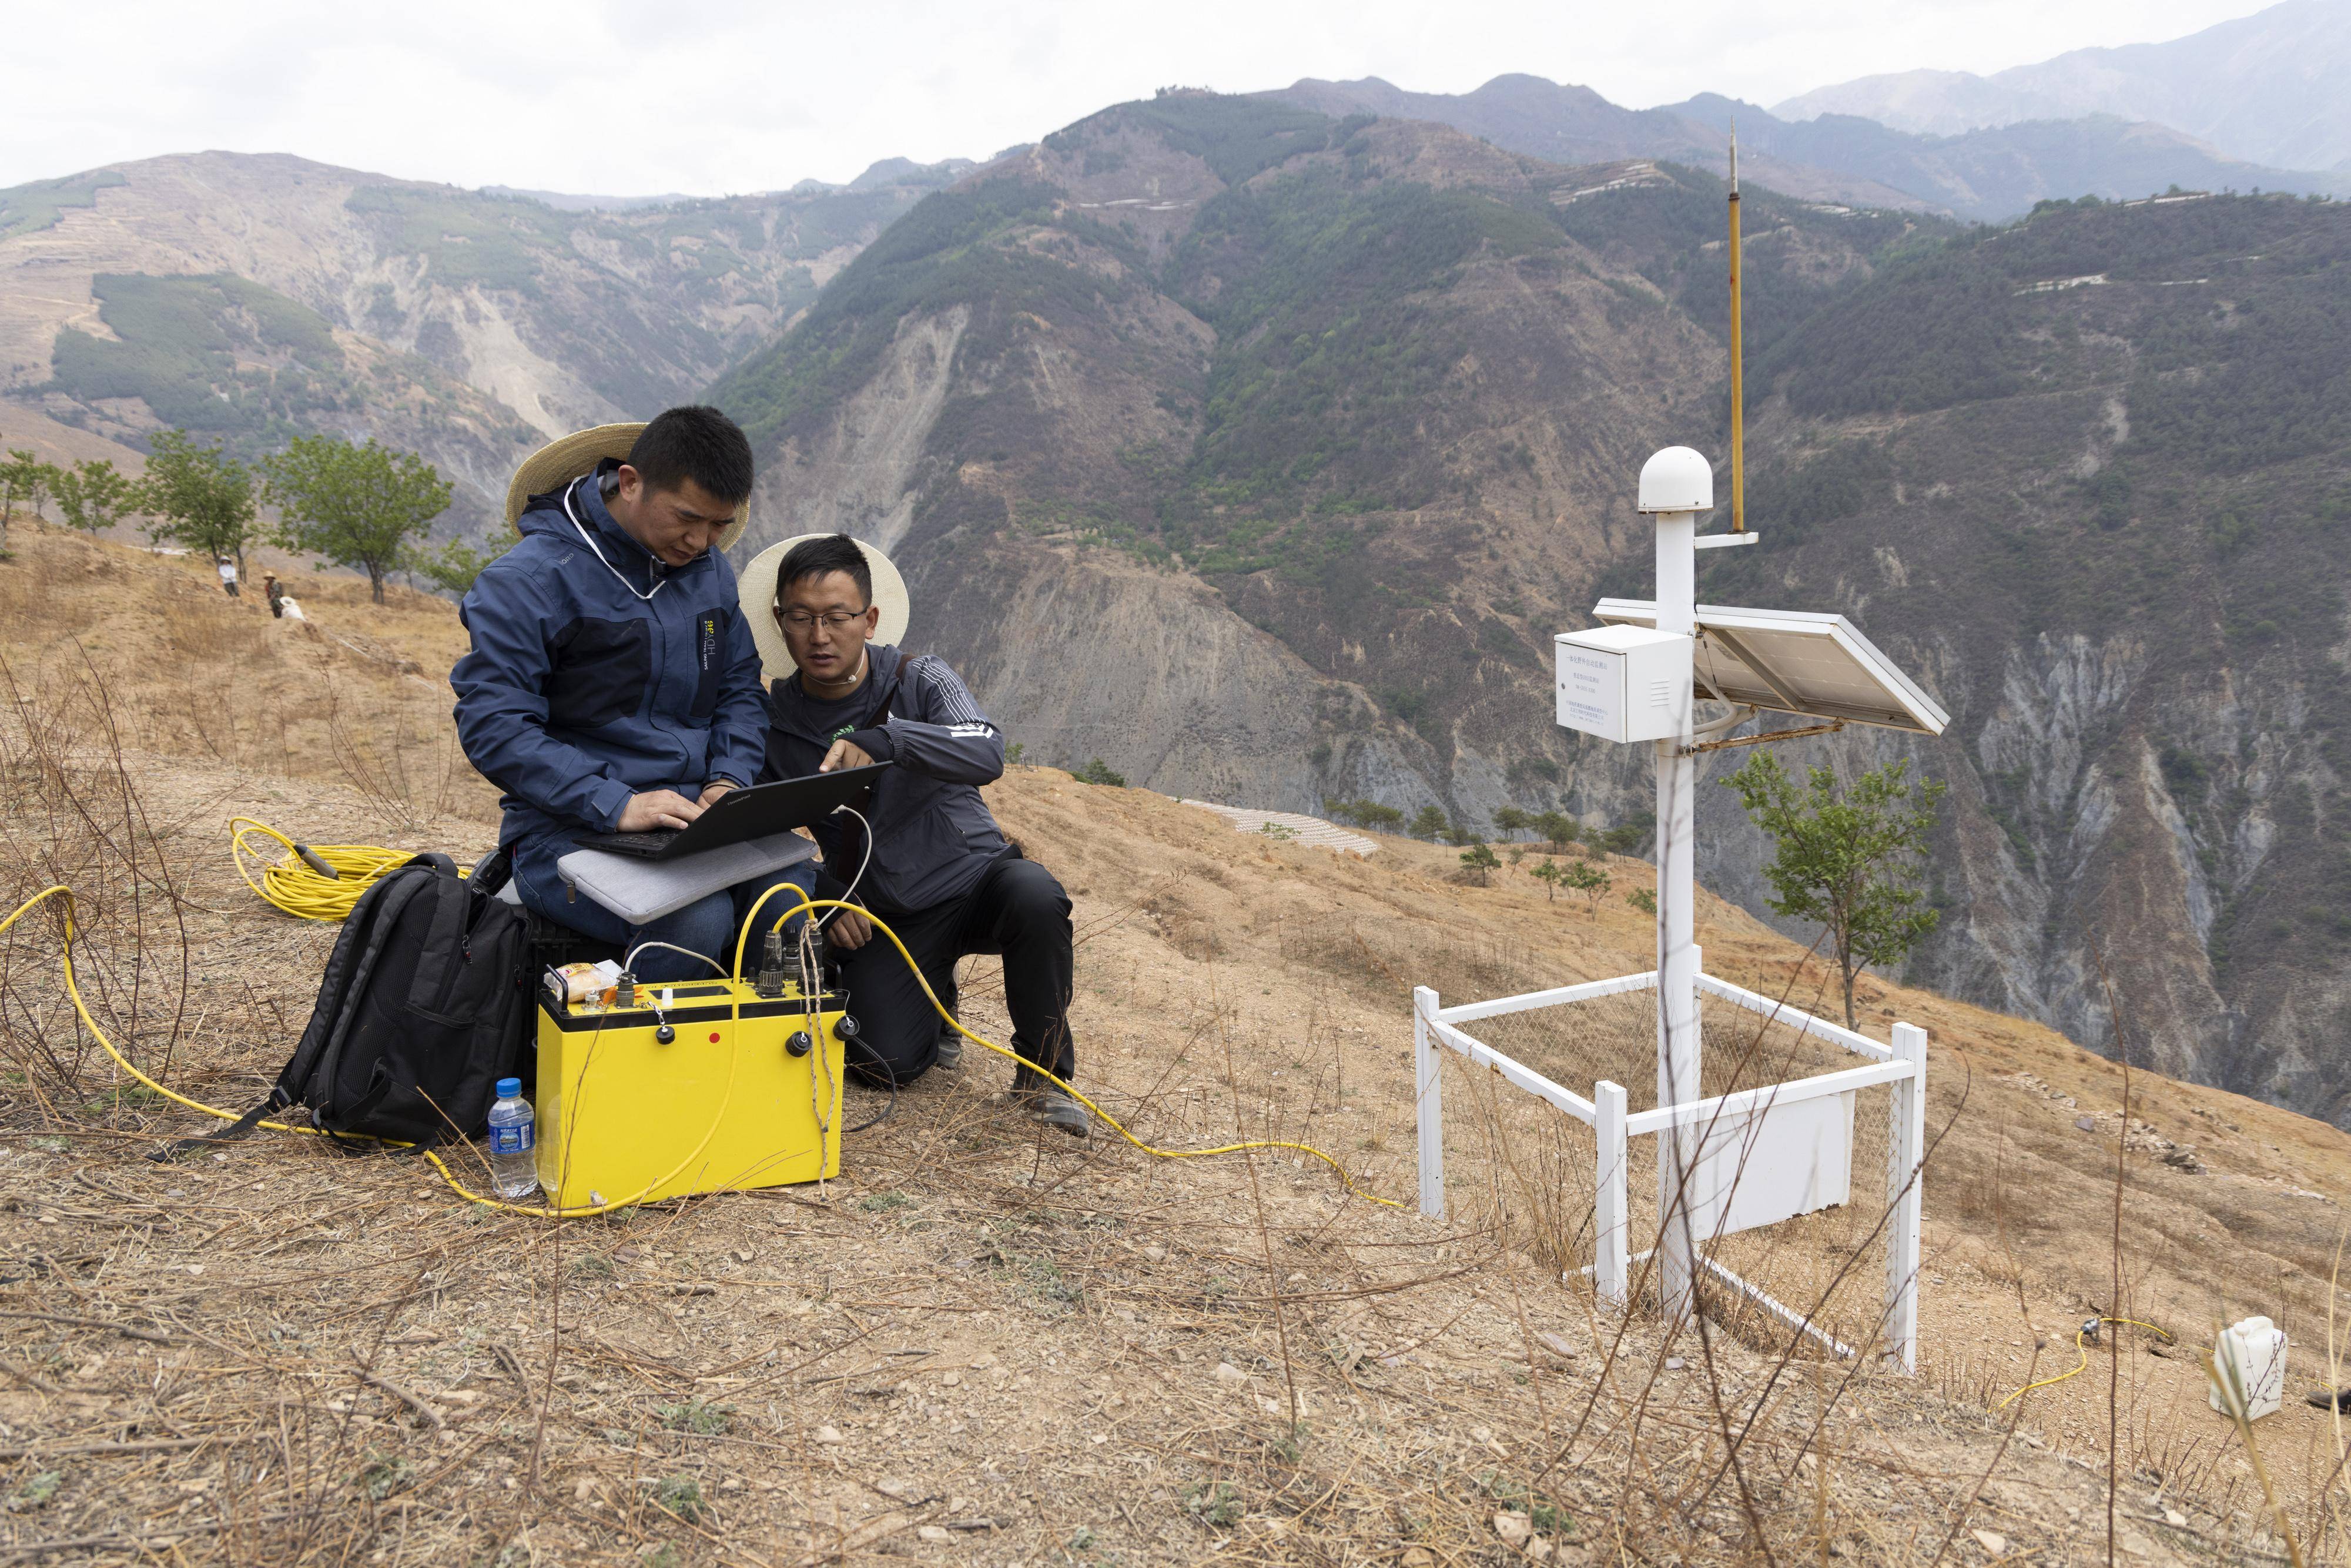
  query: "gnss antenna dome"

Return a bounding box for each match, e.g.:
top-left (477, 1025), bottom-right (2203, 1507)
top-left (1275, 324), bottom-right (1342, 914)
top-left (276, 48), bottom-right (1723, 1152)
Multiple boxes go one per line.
top-left (1638, 445), bottom-right (1714, 514)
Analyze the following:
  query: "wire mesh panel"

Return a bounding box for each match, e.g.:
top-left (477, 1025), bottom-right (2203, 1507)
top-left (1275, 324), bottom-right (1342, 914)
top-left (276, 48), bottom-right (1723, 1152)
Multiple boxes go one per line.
top-left (1422, 979), bottom-right (1907, 1361)
top-left (1692, 994), bottom-right (1900, 1357)
top-left (1432, 987), bottom-right (1656, 1282)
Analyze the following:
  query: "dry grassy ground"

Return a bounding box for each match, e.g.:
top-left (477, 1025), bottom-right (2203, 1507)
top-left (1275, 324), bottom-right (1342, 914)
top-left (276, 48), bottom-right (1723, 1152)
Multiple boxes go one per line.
top-left (3, 522), bottom-right (2351, 1565)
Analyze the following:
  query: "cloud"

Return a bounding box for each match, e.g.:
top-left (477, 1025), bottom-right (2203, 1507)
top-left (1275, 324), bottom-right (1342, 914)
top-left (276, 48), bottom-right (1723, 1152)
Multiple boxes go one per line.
top-left (0, 0), bottom-right (2273, 195)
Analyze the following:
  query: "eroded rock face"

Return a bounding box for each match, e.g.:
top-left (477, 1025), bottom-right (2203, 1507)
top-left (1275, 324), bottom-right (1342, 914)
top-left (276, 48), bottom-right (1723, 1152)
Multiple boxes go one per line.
top-left (708, 101), bottom-right (2351, 1129)
top-left (0, 149), bottom-right (940, 533)
top-left (744, 307), bottom-right (972, 555)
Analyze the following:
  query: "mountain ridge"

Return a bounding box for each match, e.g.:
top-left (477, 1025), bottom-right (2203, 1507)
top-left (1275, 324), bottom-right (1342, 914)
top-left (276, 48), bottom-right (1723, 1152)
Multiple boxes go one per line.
top-left (1776, 0), bottom-right (2351, 173)
top-left (1264, 71), bottom-right (2347, 222)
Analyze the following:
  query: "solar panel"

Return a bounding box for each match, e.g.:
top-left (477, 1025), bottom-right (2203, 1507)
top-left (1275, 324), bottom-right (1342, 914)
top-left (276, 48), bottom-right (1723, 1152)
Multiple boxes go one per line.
top-left (1591, 599), bottom-right (1950, 736)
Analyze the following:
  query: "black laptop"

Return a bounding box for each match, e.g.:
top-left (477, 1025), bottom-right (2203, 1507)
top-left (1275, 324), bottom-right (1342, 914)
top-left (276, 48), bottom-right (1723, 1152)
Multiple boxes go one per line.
top-left (572, 763), bottom-right (892, 860)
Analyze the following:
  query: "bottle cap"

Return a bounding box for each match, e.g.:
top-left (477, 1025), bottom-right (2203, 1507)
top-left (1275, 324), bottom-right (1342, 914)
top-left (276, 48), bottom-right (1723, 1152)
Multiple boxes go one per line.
top-left (495, 1077), bottom-right (523, 1099)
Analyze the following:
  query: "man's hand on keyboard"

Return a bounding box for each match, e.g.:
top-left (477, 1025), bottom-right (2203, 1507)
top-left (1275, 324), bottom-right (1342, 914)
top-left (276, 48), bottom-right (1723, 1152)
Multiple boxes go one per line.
top-left (617, 789), bottom-right (704, 832)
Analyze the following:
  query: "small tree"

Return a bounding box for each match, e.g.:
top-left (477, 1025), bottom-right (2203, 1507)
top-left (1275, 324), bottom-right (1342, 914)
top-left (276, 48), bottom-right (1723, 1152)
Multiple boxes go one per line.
top-left (1458, 842), bottom-right (1500, 885)
top-left (4, 451), bottom-right (56, 523)
top-left (1626, 887), bottom-right (1656, 914)
top-left (1324, 797), bottom-right (1405, 832)
top-left (143, 430), bottom-right (260, 576)
top-left (0, 449), bottom-right (25, 555)
top-left (404, 536), bottom-right (493, 595)
top-left (1723, 753), bottom-right (1946, 1030)
top-left (1600, 813), bottom-right (1653, 856)
top-left (1492, 805), bottom-right (1532, 839)
top-left (1562, 859), bottom-right (1612, 918)
top-left (52, 458), bottom-right (140, 534)
top-left (1409, 805), bottom-right (1448, 841)
top-left (264, 434), bottom-right (452, 604)
top-left (1072, 757), bottom-right (1126, 787)
top-left (0, 450), bottom-right (50, 551)
top-left (1533, 810), bottom-right (1579, 852)
top-left (1529, 860), bottom-right (1563, 901)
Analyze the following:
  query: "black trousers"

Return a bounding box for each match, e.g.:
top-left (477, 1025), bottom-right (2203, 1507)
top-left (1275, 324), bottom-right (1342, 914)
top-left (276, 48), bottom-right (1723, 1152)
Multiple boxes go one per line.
top-left (777, 855), bottom-right (1076, 1089)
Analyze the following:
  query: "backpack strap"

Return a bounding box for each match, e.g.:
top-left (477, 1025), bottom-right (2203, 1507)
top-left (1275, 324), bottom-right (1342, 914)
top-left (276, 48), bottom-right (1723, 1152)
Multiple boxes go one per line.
top-left (403, 856), bottom-right (476, 1016)
top-left (148, 1086), bottom-right (289, 1162)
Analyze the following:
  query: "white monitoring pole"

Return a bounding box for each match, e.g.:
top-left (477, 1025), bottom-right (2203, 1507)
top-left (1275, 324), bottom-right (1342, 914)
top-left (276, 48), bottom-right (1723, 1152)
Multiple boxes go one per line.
top-left (1639, 447), bottom-right (1708, 1323)
top-left (1884, 1020), bottom-right (1928, 1371)
top-left (1414, 986), bottom-right (1444, 1219)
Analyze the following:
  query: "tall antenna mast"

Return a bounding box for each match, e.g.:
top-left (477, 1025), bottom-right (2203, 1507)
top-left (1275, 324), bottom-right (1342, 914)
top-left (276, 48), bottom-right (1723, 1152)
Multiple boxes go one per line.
top-left (1728, 122), bottom-right (1746, 533)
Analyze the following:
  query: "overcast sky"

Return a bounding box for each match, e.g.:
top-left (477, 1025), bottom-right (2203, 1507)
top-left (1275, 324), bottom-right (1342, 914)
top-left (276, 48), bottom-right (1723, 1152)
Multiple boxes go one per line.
top-left (1, 0), bottom-right (2278, 196)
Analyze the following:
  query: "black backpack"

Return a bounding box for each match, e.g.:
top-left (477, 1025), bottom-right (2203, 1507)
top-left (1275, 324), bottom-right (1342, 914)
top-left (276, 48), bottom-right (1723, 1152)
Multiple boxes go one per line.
top-left (161, 852), bottom-right (533, 1157)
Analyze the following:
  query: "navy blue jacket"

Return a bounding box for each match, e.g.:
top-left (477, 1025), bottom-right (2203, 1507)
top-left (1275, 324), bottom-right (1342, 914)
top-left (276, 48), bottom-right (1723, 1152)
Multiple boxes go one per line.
top-left (451, 468), bottom-right (768, 849)
top-left (763, 644), bottom-right (1009, 914)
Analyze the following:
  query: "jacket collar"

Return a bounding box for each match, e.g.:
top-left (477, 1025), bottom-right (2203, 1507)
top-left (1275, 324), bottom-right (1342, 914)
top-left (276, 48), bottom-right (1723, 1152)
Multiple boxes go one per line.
top-left (770, 644), bottom-right (905, 736)
top-left (520, 460), bottom-right (710, 591)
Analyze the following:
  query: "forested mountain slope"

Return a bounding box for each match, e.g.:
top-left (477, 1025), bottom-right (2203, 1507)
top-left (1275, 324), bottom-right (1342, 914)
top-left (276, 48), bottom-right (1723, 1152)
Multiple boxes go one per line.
top-left (711, 94), bottom-right (1915, 822)
top-left (711, 91), bottom-right (2351, 1127)
top-left (1695, 188), bottom-right (2351, 1118)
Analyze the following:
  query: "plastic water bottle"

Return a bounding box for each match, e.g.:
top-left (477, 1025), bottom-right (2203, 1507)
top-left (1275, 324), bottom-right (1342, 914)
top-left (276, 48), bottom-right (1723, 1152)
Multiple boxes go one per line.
top-left (487, 1078), bottom-right (538, 1200)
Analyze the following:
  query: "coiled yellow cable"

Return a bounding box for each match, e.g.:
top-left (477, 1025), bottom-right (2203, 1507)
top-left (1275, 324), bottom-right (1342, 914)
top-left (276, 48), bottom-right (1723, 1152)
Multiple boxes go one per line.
top-left (230, 817), bottom-right (457, 923)
top-left (1997, 1317), bottom-right (2173, 1409)
top-left (6, 863), bottom-right (1399, 1218)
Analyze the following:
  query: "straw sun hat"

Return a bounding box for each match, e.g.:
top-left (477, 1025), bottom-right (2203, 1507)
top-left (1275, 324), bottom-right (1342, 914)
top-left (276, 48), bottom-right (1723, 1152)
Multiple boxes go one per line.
top-left (504, 423), bottom-right (751, 551)
top-left (738, 534), bottom-right (910, 682)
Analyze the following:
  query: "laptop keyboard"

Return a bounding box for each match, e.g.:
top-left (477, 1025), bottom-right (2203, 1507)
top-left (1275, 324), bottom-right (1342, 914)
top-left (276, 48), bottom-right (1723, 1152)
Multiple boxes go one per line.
top-left (575, 830), bottom-right (681, 858)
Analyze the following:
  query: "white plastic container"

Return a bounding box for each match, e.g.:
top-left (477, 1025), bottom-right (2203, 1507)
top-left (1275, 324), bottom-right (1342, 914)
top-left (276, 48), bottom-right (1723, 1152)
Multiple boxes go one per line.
top-left (2209, 1315), bottom-right (2288, 1422)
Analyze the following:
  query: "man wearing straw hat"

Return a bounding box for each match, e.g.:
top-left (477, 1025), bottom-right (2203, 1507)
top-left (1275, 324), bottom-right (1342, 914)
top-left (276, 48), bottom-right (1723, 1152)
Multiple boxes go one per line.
top-left (738, 531), bottom-right (1088, 1137)
top-left (451, 407), bottom-right (769, 982)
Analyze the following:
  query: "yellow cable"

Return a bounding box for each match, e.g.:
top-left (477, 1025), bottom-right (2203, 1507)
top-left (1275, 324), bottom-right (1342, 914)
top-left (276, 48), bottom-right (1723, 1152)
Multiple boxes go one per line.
top-left (8, 862), bottom-right (1399, 1220)
top-left (756, 894), bottom-right (1402, 1207)
top-left (0, 884), bottom-right (737, 1221)
top-left (1997, 1317), bottom-right (2173, 1410)
top-left (230, 817), bottom-right (457, 923)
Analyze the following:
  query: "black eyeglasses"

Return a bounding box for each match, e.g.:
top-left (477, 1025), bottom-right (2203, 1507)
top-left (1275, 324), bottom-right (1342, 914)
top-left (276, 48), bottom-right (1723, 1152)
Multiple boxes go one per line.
top-left (775, 609), bottom-right (866, 631)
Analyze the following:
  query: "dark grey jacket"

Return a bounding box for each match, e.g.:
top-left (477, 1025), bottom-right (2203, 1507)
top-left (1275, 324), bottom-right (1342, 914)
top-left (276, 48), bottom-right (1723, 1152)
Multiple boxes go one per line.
top-left (761, 644), bottom-right (1009, 914)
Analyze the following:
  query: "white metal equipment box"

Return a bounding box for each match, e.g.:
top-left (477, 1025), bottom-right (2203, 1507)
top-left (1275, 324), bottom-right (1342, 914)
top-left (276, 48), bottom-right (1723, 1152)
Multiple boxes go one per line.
top-left (1556, 625), bottom-right (1692, 743)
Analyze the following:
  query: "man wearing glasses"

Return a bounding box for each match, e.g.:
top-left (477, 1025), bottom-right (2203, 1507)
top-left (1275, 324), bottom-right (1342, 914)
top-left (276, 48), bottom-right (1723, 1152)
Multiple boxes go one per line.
top-left (743, 532), bottom-right (1087, 1137)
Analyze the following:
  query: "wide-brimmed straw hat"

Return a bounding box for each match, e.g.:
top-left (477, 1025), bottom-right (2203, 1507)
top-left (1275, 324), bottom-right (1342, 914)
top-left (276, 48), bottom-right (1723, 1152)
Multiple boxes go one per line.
top-left (738, 534), bottom-right (910, 682)
top-left (504, 423), bottom-right (750, 551)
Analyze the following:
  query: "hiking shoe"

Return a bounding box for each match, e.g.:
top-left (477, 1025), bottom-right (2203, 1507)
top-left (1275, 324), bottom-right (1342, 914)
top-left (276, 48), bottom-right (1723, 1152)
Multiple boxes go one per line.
top-left (1020, 1086), bottom-right (1090, 1138)
top-left (1008, 1066), bottom-right (1086, 1136)
top-left (933, 1027), bottom-right (963, 1072)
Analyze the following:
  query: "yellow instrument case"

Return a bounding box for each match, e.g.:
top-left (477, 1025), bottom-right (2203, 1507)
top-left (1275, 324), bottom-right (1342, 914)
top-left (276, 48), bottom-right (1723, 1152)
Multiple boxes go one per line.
top-left (534, 977), bottom-right (847, 1207)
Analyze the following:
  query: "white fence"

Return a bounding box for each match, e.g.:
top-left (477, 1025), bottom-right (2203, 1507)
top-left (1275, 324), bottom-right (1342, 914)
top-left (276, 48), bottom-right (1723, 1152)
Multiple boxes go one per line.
top-left (1412, 963), bottom-right (1925, 1371)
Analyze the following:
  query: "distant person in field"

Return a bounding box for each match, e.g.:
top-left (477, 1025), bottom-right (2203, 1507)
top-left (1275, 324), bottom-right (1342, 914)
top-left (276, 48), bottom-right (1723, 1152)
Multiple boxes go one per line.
top-left (217, 556), bottom-right (239, 597)
top-left (450, 407), bottom-right (769, 981)
top-left (263, 572), bottom-right (284, 618)
top-left (739, 532), bottom-right (1086, 1137)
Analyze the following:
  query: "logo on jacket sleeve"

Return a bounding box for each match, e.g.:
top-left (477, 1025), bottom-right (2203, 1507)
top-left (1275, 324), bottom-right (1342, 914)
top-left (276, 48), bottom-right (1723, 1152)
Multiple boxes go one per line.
top-left (699, 612), bottom-right (721, 672)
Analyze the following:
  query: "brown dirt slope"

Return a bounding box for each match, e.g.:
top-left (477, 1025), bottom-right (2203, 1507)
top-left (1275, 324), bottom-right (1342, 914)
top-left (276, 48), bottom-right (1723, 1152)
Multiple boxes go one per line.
top-left (1, 523), bottom-right (2347, 1563)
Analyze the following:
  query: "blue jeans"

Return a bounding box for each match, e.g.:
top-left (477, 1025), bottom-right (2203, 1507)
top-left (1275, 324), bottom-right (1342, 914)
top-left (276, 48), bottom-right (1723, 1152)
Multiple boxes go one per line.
top-left (510, 836), bottom-right (744, 984)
